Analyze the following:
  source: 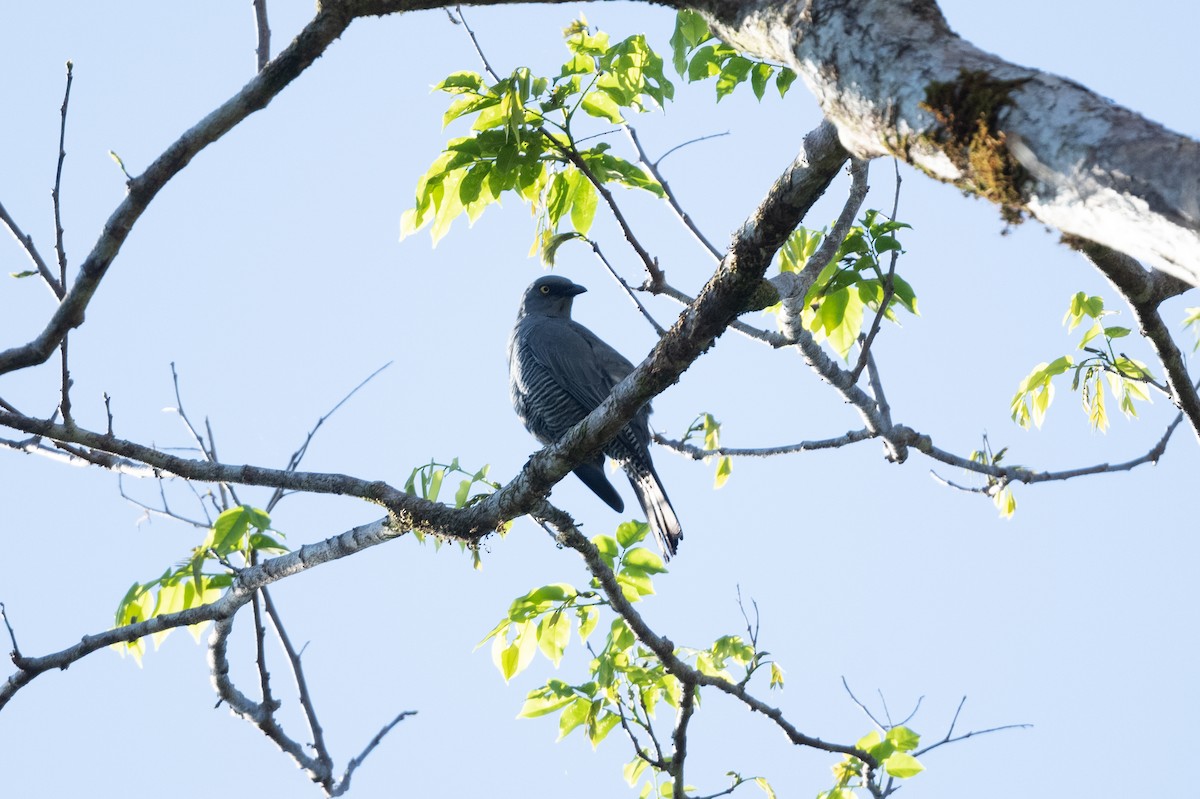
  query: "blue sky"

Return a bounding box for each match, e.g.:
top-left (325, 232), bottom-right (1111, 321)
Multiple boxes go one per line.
top-left (1, 2), bottom-right (1197, 798)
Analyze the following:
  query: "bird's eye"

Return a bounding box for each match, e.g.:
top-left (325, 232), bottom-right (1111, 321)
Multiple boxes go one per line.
top-left (539, 285), bottom-right (551, 294)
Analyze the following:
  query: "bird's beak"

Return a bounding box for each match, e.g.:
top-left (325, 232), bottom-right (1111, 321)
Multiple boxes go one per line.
top-left (567, 283), bottom-right (587, 296)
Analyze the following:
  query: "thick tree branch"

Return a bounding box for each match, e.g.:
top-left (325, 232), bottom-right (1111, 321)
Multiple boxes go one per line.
top-left (685, 0), bottom-right (1200, 285)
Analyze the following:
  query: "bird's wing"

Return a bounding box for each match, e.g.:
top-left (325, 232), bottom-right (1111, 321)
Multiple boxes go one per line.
top-left (521, 317), bottom-right (634, 412)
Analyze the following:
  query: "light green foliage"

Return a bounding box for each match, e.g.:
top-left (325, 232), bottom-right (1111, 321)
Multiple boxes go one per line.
top-left (821, 726), bottom-right (925, 798)
top-left (112, 505), bottom-right (286, 663)
top-left (401, 17), bottom-right (671, 261)
top-left (1182, 306), bottom-right (1200, 350)
top-left (669, 10), bottom-right (797, 100)
top-left (481, 523), bottom-right (786, 795)
top-left (404, 457), bottom-right (503, 567)
top-left (968, 436), bottom-right (1017, 518)
top-left (1011, 293), bottom-right (1154, 432)
top-left (781, 210), bottom-right (917, 360)
top-left (681, 412), bottom-right (732, 488)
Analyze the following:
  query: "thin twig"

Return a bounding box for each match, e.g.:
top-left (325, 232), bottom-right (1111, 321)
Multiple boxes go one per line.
top-left (250, 583), bottom-right (276, 714)
top-left (842, 677), bottom-right (888, 730)
top-left (623, 125), bottom-right (723, 260)
top-left (453, 6), bottom-right (500, 83)
top-left (53, 61), bottom-right (73, 286)
top-left (59, 335), bottom-right (72, 425)
top-left (0, 200), bottom-right (63, 298)
top-left (252, 0), bottom-right (271, 71)
top-left (265, 361), bottom-right (392, 512)
top-left (262, 586), bottom-right (334, 777)
top-left (331, 711), bottom-right (418, 797)
top-left (657, 427), bottom-right (875, 459)
top-left (0, 603), bottom-right (21, 658)
top-left (913, 697), bottom-right (1031, 758)
top-left (655, 131), bottom-right (732, 168)
top-left (849, 159), bottom-right (903, 385)
top-left (590, 240), bottom-right (666, 336)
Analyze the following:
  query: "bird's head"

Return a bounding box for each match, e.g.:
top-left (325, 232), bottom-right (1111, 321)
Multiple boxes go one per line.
top-left (519, 275), bottom-right (587, 318)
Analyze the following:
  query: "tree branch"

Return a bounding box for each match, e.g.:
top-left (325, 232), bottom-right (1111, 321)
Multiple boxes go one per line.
top-left (0, 4), bottom-right (356, 376)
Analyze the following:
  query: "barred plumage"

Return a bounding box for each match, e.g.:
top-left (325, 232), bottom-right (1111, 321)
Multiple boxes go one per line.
top-left (507, 276), bottom-right (682, 559)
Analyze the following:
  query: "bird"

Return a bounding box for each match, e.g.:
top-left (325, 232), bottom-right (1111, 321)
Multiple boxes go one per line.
top-left (508, 275), bottom-right (683, 559)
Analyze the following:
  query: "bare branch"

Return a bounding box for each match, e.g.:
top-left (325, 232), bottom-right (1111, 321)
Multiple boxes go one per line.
top-left (841, 677), bottom-right (888, 731)
top-left (0, 200), bottom-right (63, 298)
top-left (913, 696), bottom-right (1031, 758)
top-left (53, 60), bottom-right (73, 286)
top-left (0, 5), bottom-right (356, 376)
top-left (252, 0), bottom-right (271, 71)
top-left (623, 124), bottom-right (723, 260)
top-left (262, 587), bottom-right (335, 778)
top-left (265, 361), bottom-right (392, 513)
top-left (590, 239), bottom-right (667, 336)
top-left (330, 710), bottom-right (418, 797)
top-left (656, 427), bottom-right (876, 459)
top-left (670, 677), bottom-right (698, 799)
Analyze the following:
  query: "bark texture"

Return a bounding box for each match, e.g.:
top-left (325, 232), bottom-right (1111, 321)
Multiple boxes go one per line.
top-left (692, 0), bottom-right (1200, 285)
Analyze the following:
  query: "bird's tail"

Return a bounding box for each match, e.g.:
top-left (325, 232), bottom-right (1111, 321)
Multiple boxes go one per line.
top-left (628, 464), bottom-right (682, 561)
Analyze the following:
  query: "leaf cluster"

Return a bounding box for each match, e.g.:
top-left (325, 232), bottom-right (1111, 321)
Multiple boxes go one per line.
top-left (1011, 292), bottom-right (1154, 432)
top-left (681, 412), bottom-right (732, 488)
top-left (112, 505), bottom-right (286, 662)
top-left (668, 10), bottom-right (797, 101)
top-left (821, 727), bottom-right (925, 799)
top-left (781, 210), bottom-right (917, 359)
top-left (480, 521), bottom-right (786, 797)
top-left (404, 457), bottom-right (503, 567)
top-left (401, 18), bottom-right (671, 261)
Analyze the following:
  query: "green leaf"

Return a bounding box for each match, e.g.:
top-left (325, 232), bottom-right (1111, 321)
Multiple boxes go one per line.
top-left (588, 710), bottom-right (620, 747)
top-left (687, 45), bottom-right (719, 82)
top-left (622, 546), bottom-right (667, 574)
top-left (9, 270), bottom-right (37, 279)
top-left (557, 697), bottom-right (592, 740)
top-left (882, 752), bottom-right (925, 779)
top-left (750, 62), bottom-right (772, 100)
top-left (715, 55), bottom-right (753, 100)
top-left (713, 455), bottom-right (732, 489)
top-left (615, 520), bottom-right (649, 549)
top-left (434, 71), bottom-right (485, 93)
top-left (536, 611), bottom-right (572, 666)
top-left (568, 171), bottom-right (598, 235)
top-left (212, 506), bottom-right (251, 553)
top-left (428, 468), bottom-right (445, 502)
top-left (886, 725), bottom-right (921, 751)
top-left (993, 484), bottom-right (1017, 518)
top-left (577, 605), bottom-right (598, 643)
top-left (580, 90), bottom-right (624, 122)
top-left (769, 661), bottom-right (784, 689)
top-left (753, 777), bottom-right (777, 799)
top-left (518, 683), bottom-right (577, 718)
top-left (624, 756), bottom-right (650, 787)
top-left (593, 534), bottom-right (620, 568)
top-left (775, 68), bottom-right (797, 97)
top-left (541, 231), bottom-right (584, 266)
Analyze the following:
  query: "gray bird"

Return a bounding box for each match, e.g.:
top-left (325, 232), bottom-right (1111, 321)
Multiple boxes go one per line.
top-left (508, 275), bottom-right (683, 559)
